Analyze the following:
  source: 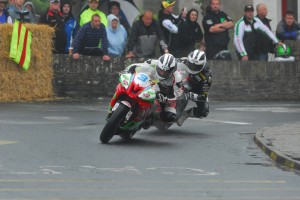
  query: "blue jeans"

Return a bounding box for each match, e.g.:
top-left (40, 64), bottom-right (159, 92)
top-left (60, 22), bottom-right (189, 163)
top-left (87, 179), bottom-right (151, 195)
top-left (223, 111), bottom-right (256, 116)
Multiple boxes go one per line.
top-left (256, 53), bottom-right (268, 61)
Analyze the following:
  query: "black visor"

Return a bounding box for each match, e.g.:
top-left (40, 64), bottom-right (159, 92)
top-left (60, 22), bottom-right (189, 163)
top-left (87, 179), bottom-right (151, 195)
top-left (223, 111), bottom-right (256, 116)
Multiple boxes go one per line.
top-left (187, 61), bottom-right (204, 72)
top-left (156, 66), bottom-right (174, 79)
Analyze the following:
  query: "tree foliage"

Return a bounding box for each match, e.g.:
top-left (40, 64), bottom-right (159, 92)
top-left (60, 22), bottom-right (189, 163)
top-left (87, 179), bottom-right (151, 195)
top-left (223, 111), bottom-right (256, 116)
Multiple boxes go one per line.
top-left (29, 0), bottom-right (50, 15)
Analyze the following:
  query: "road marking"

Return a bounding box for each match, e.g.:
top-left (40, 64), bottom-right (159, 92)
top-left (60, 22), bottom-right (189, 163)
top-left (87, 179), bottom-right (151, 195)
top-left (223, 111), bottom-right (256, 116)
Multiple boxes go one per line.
top-left (0, 179), bottom-right (286, 183)
top-left (0, 188), bottom-right (298, 192)
top-left (0, 140), bottom-right (18, 145)
top-left (42, 117), bottom-right (70, 120)
top-left (190, 118), bottom-right (252, 125)
top-left (0, 120), bottom-right (64, 125)
top-left (215, 107), bottom-right (300, 113)
top-left (146, 167), bottom-right (218, 176)
top-left (81, 166), bottom-right (142, 175)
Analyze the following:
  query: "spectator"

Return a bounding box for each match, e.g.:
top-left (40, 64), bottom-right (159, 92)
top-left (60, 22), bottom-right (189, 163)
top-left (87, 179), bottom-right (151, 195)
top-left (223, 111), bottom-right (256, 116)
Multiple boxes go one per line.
top-left (8, 0), bottom-right (34, 23)
top-left (6, 0), bottom-right (13, 11)
top-left (80, 0), bottom-right (107, 27)
top-left (61, 0), bottom-right (77, 54)
top-left (202, 0), bottom-right (234, 60)
top-left (39, 0), bottom-right (67, 54)
top-left (256, 3), bottom-right (275, 61)
top-left (126, 10), bottom-right (168, 59)
top-left (108, 1), bottom-right (130, 34)
top-left (0, 0), bottom-right (9, 24)
top-left (234, 5), bottom-right (280, 61)
top-left (24, 1), bottom-right (39, 23)
top-left (72, 14), bottom-right (110, 61)
top-left (158, 0), bottom-right (182, 57)
top-left (106, 14), bottom-right (127, 57)
top-left (180, 7), bottom-right (187, 21)
top-left (178, 8), bottom-right (203, 57)
top-left (276, 10), bottom-right (300, 41)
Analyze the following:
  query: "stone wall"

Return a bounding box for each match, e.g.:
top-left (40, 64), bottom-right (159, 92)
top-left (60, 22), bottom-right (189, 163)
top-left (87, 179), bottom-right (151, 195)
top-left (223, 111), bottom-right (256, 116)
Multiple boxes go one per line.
top-left (53, 54), bottom-right (300, 101)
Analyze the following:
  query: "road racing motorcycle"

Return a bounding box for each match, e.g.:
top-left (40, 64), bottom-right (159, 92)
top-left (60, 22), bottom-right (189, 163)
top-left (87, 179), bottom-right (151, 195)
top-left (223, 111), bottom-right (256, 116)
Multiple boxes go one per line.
top-left (100, 72), bottom-right (156, 144)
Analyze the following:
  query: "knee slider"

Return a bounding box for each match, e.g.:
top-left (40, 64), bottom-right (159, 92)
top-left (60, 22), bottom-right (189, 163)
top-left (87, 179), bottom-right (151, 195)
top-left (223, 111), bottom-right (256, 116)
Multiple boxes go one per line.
top-left (160, 111), bottom-right (176, 123)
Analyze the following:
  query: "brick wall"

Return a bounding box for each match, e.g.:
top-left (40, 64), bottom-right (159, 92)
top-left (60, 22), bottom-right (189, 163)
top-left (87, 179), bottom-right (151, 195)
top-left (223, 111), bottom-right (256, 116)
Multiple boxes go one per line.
top-left (53, 54), bottom-right (300, 101)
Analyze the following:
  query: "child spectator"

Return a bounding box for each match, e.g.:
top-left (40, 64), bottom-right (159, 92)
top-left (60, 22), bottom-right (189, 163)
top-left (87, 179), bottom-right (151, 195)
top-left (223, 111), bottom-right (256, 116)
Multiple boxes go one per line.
top-left (106, 14), bottom-right (127, 57)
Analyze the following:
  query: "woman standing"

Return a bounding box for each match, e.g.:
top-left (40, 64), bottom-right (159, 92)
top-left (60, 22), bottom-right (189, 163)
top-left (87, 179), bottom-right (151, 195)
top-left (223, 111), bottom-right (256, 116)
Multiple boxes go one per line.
top-left (178, 8), bottom-right (203, 57)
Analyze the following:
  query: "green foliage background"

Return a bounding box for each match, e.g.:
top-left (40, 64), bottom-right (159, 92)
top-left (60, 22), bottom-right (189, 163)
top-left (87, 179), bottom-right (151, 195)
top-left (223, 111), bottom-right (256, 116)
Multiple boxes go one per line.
top-left (28, 0), bottom-right (51, 15)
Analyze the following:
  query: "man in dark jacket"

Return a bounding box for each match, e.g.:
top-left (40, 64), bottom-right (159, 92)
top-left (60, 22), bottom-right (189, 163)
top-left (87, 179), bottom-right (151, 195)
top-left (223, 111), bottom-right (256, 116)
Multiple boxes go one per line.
top-left (256, 3), bottom-right (274, 61)
top-left (202, 0), bottom-right (233, 59)
top-left (39, 0), bottom-right (67, 54)
top-left (276, 10), bottom-right (300, 41)
top-left (158, 0), bottom-right (181, 57)
top-left (234, 5), bottom-right (279, 61)
top-left (126, 10), bottom-right (168, 59)
top-left (72, 14), bottom-right (110, 61)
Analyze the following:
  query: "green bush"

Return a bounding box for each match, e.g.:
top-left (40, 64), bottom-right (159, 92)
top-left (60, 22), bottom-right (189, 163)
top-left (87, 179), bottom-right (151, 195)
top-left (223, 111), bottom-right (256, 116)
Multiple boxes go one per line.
top-left (28, 0), bottom-right (50, 15)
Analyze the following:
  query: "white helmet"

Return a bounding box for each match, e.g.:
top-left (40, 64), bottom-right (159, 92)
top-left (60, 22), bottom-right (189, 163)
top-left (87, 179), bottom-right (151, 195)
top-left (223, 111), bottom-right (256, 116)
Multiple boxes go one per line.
top-left (156, 54), bottom-right (177, 80)
top-left (187, 50), bottom-right (206, 74)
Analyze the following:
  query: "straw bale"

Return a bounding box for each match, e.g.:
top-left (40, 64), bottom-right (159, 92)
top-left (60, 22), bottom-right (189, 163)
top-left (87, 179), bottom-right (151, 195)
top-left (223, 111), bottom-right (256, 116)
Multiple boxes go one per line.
top-left (0, 24), bottom-right (55, 102)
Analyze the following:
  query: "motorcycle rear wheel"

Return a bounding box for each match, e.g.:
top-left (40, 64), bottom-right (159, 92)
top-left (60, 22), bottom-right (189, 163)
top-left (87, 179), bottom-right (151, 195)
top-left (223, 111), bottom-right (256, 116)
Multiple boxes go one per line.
top-left (100, 103), bottom-right (130, 144)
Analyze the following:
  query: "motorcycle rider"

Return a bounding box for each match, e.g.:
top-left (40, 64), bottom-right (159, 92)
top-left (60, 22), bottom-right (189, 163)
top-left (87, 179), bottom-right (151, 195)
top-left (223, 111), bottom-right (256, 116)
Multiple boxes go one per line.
top-left (176, 49), bottom-right (212, 126)
top-left (147, 53), bottom-right (183, 124)
top-left (113, 53), bottom-right (183, 126)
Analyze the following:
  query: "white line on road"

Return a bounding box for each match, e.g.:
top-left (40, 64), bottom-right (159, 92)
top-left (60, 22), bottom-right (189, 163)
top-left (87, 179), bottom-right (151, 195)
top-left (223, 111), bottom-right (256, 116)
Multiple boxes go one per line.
top-left (190, 118), bottom-right (252, 125)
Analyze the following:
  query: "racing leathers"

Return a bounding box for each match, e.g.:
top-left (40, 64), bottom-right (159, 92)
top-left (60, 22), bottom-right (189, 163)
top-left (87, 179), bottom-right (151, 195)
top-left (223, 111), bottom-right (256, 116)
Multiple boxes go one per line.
top-left (176, 59), bottom-right (212, 126)
top-left (139, 60), bottom-right (183, 123)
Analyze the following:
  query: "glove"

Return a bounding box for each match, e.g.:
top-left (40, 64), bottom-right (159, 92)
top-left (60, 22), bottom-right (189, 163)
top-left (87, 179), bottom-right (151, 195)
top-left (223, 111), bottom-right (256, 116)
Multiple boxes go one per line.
top-left (186, 92), bottom-right (206, 102)
top-left (156, 93), bottom-right (167, 103)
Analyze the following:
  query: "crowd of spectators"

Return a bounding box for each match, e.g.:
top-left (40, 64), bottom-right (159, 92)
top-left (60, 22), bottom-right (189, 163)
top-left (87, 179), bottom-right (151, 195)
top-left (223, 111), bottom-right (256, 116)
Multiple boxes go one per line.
top-left (0, 0), bottom-right (300, 61)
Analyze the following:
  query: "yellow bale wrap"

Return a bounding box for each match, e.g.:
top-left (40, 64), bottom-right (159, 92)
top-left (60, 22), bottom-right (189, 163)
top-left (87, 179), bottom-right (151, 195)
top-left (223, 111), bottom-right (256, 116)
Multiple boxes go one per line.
top-left (0, 24), bottom-right (55, 102)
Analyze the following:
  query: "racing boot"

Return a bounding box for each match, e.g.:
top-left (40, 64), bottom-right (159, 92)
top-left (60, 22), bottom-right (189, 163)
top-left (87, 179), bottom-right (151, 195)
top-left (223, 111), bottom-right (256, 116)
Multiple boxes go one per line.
top-left (142, 115), bottom-right (153, 130)
top-left (176, 108), bottom-right (194, 126)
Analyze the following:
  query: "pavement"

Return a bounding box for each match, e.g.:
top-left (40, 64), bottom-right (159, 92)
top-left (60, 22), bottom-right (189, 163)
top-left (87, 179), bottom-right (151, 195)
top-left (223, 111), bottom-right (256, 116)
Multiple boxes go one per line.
top-left (254, 123), bottom-right (300, 171)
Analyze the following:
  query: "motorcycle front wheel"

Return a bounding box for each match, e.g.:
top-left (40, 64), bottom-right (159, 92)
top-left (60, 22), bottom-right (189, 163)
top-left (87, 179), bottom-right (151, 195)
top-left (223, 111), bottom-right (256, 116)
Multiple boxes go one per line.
top-left (100, 103), bottom-right (130, 144)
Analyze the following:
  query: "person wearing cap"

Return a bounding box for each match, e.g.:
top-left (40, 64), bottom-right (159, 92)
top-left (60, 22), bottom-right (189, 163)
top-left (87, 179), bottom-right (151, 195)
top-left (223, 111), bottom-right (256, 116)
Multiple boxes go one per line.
top-left (158, 0), bottom-right (182, 57)
top-left (61, 0), bottom-right (77, 54)
top-left (39, 0), bottom-right (67, 54)
top-left (72, 14), bottom-right (110, 61)
top-left (202, 0), bottom-right (234, 60)
top-left (80, 0), bottom-right (107, 27)
top-left (8, 0), bottom-right (34, 23)
top-left (256, 3), bottom-right (275, 61)
top-left (276, 10), bottom-right (300, 41)
top-left (126, 10), bottom-right (168, 59)
top-left (0, 0), bottom-right (9, 23)
top-left (234, 5), bottom-right (280, 61)
top-left (108, 1), bottom-right (130, 34)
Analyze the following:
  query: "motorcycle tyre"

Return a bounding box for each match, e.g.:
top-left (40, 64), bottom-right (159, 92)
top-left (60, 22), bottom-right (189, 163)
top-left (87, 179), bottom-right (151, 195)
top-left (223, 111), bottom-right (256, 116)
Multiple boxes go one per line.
top-left (119, 132), bottom-right (135, 141)
top-left (100, 104), bottom-right (130, 144)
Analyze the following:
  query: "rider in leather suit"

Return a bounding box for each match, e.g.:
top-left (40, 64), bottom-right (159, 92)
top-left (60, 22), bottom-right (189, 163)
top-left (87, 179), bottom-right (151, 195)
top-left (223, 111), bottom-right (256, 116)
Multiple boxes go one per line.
top-left (176, 49), bottom-right (212, 126)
